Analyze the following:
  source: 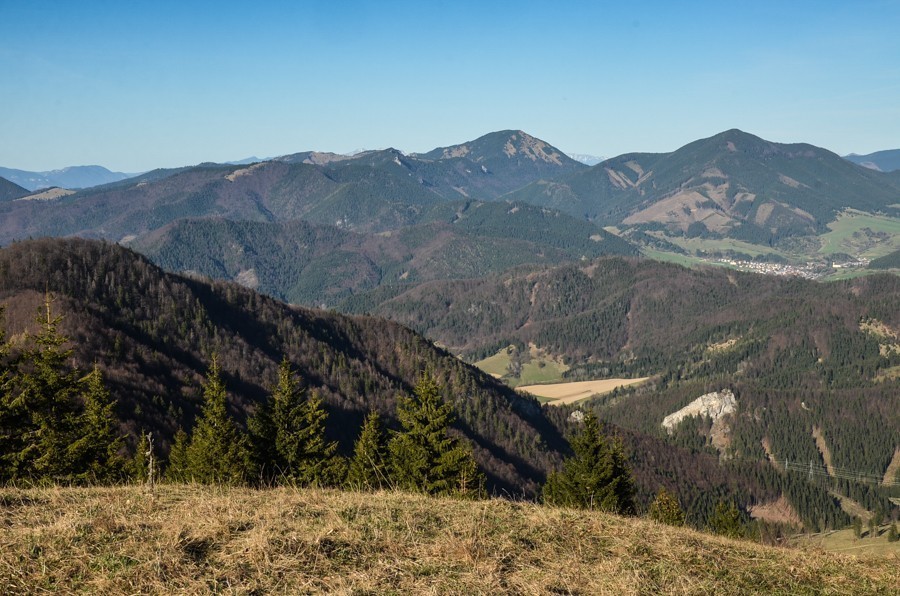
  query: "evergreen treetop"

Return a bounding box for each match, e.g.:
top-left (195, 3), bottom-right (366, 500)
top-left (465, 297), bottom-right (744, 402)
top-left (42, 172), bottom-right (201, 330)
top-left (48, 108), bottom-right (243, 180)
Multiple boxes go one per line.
top-left (249, 357), bottom-right (343, 486)
top-left (182, 356), bottom-right (250, 484)
top-left (388, 373), bottom-right (484, 498)
top-left (542, 411), bottom-right (635, 514)
top-left (647, 487), bottom-right (685, 526)
top-left (347, 410), bottom-right (389, 491)
top-left (68, 365), bottom-right (125, 482)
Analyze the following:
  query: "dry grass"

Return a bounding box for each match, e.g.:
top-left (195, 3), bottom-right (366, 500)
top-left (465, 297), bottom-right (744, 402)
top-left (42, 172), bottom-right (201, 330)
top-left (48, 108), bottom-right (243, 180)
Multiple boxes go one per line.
top-left (1, 486), bottom-right (897, 594)
top-left (519, 378), bottom-right (649, 405)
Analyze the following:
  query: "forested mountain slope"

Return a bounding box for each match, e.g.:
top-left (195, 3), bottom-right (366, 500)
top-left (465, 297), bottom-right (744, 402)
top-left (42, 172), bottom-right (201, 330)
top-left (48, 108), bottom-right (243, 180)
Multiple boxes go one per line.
top-left (342, 257), bottom-right (900, 517)
top-left (0, 238), bottom-right (815, 521)
top-left (131, 201), bottom-right (635, 306)
top-left (0, 176), bottom-right (29, 202)
top-left (0, 238), bottom-right (562, 494)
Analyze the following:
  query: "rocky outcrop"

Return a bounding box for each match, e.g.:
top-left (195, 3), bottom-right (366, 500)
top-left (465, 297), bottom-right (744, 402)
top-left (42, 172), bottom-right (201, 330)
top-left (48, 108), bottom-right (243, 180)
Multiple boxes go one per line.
top-left (661, 390), bottom-right (737, 433)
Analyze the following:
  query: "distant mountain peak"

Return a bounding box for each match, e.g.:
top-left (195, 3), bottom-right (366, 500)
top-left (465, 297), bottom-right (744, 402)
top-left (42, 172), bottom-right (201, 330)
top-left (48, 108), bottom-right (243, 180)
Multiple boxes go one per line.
top-left (566, 153), bottom-right (607, 166)
top-left (419, 130), bottom-right (582, 168)
top-left (844, 148), bottom-right (900, 172)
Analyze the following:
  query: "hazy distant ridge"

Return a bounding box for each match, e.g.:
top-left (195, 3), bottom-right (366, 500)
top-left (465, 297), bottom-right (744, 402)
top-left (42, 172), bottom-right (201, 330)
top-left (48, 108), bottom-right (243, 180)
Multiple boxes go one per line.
top-left (0, 165), bottom-right (134, 191)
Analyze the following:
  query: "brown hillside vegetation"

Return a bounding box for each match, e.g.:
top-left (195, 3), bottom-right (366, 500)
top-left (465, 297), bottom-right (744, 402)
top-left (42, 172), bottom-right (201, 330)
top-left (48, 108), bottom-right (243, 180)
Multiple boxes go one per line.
top-left (1, 486), bottom-right (896, 594)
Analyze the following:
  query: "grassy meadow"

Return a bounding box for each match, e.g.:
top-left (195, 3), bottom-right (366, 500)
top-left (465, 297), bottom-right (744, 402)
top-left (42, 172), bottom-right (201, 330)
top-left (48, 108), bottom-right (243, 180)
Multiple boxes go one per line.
top-left (1, 485), bottom-right (898, 594)
top-left (793, 525), bottom-right (900, 559)
top-left (475, 345), bottom-right (569, 388)
top-left (818, 210), bottom-right (900, 259)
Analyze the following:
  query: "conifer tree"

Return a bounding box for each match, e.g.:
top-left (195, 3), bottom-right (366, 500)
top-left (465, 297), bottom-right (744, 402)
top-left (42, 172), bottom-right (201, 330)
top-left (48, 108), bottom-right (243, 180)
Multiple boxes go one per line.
top-left (292, 389), bottom-right (345, 486)
top-left (182, 357), bottom-right (250, 484)
top-left (888, 522), bottom-right (899, 543)
top-left (249, 358), bottom-right (343, 486)
top-left (69, 365), bottom-right (124, 482)
top-left (129, 431), bottom-right (153, 483)
top-left (347, 411), bottom-right (389, 490)
top-left (648, 487), bottom-right (685, 526)
top-left (708, 501), bottom-right (745, 539)
top-left (0, 308), bottom-right (22, 481)
top-left (165, 428), bottom-right (190, 482)
top-left (543, 411), bottom-right (635, 514)
top-left (15, 295), bottom-right (84, 481)
top-left (248, 393), bottom-right (277, 484)
top-left (388, 373), bottom-right (484, 498)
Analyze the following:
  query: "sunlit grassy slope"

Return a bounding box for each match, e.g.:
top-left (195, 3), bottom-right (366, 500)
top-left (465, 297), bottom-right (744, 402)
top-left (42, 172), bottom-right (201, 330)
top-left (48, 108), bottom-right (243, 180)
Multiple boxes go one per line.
top-left (1, 485), bottom-right (897, 594)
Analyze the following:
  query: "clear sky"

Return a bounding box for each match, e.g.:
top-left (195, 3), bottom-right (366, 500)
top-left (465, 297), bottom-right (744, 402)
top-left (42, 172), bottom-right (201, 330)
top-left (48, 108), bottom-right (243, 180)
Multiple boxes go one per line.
top-left (2, 0), bottom-right (899, 172)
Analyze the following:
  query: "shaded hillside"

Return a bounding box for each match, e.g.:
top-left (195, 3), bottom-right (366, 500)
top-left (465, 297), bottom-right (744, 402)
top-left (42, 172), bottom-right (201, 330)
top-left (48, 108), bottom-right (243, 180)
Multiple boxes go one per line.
top-left (845, 148), bottom-right (900, 172)
top-left (509, 129), bottom-right (900, 242)
top-left (130, 201), bottom-right (636, 306)
top-left (342, 257), bottom-right (900, 512)
top-left (0, 239), bottom-right (805, 517)
top-left (869, 248), bottom-right (900, 269)
top-left (0, 176), bottom-right (29, 202)
top-left (0, 238), bottom-right (562, 495)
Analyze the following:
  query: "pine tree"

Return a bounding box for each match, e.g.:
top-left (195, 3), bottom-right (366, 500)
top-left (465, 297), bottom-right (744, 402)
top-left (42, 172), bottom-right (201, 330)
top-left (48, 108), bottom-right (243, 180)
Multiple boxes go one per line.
top-left (69, 365), bottom-right (124, 482)
top-left (708, 501), bottom-right (745, 539)
top-left (129, 431), bottom-right (154, 483)
top-left (249, 358), bottom-right (343, 486)
top-left (888, 522), bottom-right (899, 543)
top-left (14, 295), bottom-right (84, 482)
top-left (0, 307), bottom-right (23, 481)
top-left (165, 428), bottom-right (190, 482)
top-left (347, 411), bottom-right (389, 490)
top-left (283, 388), bottom-right (344, 486)
top-left (388, 373), bottom-right (484, 498)
top-left (247, 392), bottom-right (277, 484)
top-left (852, 516), bottom-right (863, 539)
top-left (648, 487), bottom-right (685, 526)
top-left (182, 357), bottom-right (250, 484)
top-left (542, 411), bottom-right (635, 514)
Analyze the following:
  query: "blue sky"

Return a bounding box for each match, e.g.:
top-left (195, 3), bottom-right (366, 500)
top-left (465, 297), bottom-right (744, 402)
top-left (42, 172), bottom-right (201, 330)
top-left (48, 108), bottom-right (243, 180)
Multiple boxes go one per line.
top-left (2, 1), bottom-right (899, 171)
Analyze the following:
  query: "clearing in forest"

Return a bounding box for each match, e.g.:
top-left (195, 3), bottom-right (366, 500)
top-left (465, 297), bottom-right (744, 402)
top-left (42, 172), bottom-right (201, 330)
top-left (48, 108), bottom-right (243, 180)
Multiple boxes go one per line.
top-left (519, 377), bottom-right (649, 405)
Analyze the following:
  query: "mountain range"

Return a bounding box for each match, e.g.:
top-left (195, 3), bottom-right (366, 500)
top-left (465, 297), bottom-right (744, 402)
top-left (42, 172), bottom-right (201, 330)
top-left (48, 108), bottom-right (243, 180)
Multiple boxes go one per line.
top-left (0, 165), bottom-right (134, 191)
top-left (844, 149), bottom-right (900, 173)
top-left (2, 128), bottom-right (898, 273)
top-left (509, 129), bottom-right (900, 243)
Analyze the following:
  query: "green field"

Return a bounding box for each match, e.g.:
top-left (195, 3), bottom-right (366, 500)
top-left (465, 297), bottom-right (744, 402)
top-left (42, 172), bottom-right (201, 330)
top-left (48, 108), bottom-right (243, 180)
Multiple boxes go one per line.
top-left (638, 247), bottom-right (707, 268)
top-left (794, 525), bottom-right (900, 558)
top-left (655, 234), bottom-right (791, 260)
top-left (475, 345), bottom-right (569, 388)
top-left (817, 210), bottom-right (900, 259)
top-left (634, 210), bottom-right (900, 274)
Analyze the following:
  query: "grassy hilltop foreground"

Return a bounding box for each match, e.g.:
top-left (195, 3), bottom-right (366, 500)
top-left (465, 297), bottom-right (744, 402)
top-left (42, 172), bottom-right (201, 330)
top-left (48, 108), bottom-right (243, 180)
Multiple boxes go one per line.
top-left (1, 486), bottom-right (896, 594)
